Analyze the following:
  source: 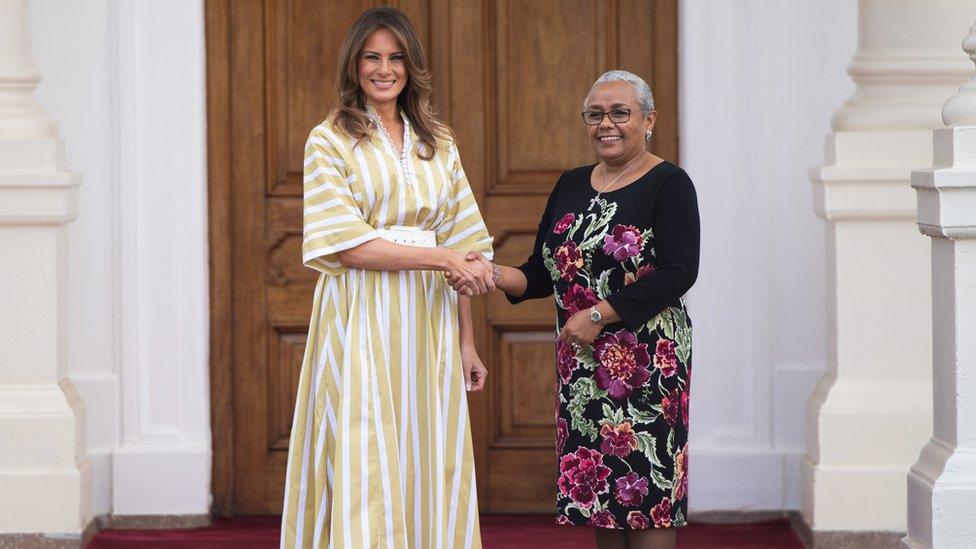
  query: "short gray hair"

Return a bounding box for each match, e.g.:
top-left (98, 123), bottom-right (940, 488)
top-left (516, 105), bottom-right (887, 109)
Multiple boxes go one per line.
top-left (585, 70), bottom-right (655, 116)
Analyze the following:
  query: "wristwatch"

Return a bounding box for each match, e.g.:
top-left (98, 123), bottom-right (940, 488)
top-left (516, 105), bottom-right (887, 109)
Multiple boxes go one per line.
top-left (589, 306), bottom-right (605, 326)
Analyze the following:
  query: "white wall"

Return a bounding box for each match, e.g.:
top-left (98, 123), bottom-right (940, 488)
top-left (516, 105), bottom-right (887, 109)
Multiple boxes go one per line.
top-left (31, 0), bottom-right (210, 517)
top-left (680, 0), bottom-right (857, 511)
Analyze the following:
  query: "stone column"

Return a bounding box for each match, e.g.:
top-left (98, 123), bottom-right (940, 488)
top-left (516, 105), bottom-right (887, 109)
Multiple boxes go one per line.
top-left (804, 0), bottom-right (976, 544)
top-left (0, 0), bottom-right (90, 542)
top-left (903, 22), bottom-right (976, 549)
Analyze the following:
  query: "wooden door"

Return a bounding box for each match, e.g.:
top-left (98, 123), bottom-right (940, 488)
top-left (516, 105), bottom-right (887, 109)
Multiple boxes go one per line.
top-left (207, 0), bottom-right (677, 516)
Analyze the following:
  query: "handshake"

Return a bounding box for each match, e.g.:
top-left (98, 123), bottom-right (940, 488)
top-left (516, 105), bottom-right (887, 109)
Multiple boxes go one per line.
top-left (442, 250), bottom-right (497, 296)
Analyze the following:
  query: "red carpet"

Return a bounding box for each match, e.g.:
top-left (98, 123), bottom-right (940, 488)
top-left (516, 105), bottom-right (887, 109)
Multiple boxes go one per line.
top-left (87, 515), bottom-right (804, 548)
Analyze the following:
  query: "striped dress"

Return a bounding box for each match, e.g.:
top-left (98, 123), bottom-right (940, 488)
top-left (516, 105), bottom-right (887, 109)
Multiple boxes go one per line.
top-left (280, 110), bottom-right (493, 549)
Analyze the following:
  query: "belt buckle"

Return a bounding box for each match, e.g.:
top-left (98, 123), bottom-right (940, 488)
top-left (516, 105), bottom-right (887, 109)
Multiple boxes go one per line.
top-left (384, 225), bottom-right (433, 248)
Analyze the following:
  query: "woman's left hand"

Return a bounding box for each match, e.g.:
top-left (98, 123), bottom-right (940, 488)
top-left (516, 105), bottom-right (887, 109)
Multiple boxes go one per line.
top-left (461, 342), bottom-right (488, 392)
top-left (559, 310), bottom-right (603, 348)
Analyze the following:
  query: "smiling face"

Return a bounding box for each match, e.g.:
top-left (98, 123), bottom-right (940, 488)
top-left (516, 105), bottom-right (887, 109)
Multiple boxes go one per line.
top-left (357, 28), bottom-right (408, 110)
top-left (583, 81), bottom-right (657, 164)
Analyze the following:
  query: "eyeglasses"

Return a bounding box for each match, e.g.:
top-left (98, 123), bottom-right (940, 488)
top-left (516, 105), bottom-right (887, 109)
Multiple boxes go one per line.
top-left (581, 108), bottom-right (631, 125)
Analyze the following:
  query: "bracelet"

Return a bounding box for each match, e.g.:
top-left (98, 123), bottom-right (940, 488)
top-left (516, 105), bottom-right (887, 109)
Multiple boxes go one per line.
top-left (491, 262), bottom-right (500, 285)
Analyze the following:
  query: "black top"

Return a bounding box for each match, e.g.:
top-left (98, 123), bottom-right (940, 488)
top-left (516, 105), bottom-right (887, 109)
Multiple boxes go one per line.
top-left (508, 161), bottom-right (700, 331)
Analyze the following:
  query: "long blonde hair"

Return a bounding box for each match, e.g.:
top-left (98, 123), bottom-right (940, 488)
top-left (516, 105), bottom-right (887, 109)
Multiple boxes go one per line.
top-left (330, 7), bottom-right (451, 160)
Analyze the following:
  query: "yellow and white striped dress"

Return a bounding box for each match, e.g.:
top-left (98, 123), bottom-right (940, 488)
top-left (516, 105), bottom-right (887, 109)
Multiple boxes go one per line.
top-left (280, 111), bottom-right (492, 549)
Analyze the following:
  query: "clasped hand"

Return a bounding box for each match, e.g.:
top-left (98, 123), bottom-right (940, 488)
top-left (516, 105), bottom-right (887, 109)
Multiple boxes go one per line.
top-left (557, 309), bottom-right (602, 348)
top-left (443, 251), bottom-right (494, 296)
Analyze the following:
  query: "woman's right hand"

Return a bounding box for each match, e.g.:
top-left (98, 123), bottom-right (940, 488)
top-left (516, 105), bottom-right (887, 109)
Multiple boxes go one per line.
top-left (442, 249), bottom-right (495, 295)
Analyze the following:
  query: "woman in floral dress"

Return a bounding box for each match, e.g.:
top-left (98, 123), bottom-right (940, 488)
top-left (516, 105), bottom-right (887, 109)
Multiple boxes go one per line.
top-left (453, 70), bottom-right (699, 549)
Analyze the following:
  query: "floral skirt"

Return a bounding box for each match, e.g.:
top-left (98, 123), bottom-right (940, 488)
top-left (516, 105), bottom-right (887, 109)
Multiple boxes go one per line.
top-left (554, 306), bottom-right (691, 529)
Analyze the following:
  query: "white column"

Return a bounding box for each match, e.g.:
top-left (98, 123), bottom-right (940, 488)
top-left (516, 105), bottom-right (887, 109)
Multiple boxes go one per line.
top-left (0, 0), bottom-right (90, 537)
top-left (805, 0), bottom-right (976, 538)
top-left (904, 22), bottom-right (976, 549)
top-left (679, 0), bottom-right (856, 513)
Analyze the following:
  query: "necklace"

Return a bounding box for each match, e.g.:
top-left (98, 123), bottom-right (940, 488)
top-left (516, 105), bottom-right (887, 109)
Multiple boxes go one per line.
top-left (368, 111), bottom-right (414, 186)
top-left (590, 152), bottom-right (646, 208)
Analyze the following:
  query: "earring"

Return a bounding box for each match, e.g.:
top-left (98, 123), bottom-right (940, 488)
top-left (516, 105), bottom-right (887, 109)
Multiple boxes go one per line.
top-left (645, 130), bottom-right (653, 142)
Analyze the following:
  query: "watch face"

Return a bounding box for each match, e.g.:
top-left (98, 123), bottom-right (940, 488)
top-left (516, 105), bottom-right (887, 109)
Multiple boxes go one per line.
top-left (590, 310), bottom-right (601, 322)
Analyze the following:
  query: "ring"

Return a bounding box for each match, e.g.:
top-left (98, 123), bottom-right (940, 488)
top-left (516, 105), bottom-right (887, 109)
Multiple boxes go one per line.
top-left (571, 342), bottom-right (581, 351)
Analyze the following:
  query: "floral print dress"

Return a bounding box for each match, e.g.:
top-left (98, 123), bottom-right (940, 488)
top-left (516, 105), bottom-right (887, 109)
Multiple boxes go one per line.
top-left (508, 161), bottom-right (700, 529)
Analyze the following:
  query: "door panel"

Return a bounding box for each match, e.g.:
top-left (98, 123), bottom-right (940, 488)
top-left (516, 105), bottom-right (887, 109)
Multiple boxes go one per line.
top-left (207, 0), bottom-right (677, 515)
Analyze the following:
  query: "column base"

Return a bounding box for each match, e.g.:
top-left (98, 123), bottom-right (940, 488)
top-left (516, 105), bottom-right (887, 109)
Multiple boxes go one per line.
top-left (802, 457), bottom-right (912, 532)
top-left (804, 377), bottom-right (931, 532)
top-left (903, 439), bottom-right (976, 548)
top-left (0, 383), bottom-right (91, 534)
top-left (112, 446), bottom-right (211, 515)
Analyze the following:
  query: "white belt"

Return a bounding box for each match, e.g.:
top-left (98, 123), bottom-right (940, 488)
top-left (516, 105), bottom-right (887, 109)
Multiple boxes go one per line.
top-left (376, 225), bottom-right (437, 248)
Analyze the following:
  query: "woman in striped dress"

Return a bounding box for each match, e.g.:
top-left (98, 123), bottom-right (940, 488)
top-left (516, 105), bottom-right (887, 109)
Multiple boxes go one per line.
top-left (280, 7), bottom-right (495, 548)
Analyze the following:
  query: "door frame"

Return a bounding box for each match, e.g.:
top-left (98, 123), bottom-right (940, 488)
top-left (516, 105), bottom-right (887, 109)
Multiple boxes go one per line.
top-left (206, 0), bottom-right (235, 517)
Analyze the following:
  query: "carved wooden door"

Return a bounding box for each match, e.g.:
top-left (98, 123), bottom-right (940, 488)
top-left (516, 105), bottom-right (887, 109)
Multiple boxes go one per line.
top-left (207, 0), bottom-right (676, 515)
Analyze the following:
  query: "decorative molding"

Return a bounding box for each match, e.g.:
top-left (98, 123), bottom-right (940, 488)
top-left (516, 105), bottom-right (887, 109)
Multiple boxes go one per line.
top-left (263, 0), bottom-right (313, 198)
top-left (831, 0), bottom-right (976, 132)
top-left (0, 0), bottom-right (58, 139)
top-left (0, 166), bottom-right (78, 225)
top-left (204, 0), bottom-right (235, 516)
top-left (0, 386), bottom-right (91, 533)
top-left (812, 131), bottom-right (933, 221)
top-left (267, 325), bottom-right (306, 451)
top-left (489, 326), bottom-right (555, 449)
top-left (111, 0), bottom-right (211, 515)
top-left (914, 127), bottom-right (976, 239)
top-left (112, 446), bottom-right (211, 515)
top-left (679, 0), bottom-right (771, 451)
top-left (69, 372), bottom-right (119, 516)
top-left (942, 23), bottom-right (976, 126)
top-left (498, 331), bottom-right (553, 443)
top-left (115, 0), bottom-right (210, 447)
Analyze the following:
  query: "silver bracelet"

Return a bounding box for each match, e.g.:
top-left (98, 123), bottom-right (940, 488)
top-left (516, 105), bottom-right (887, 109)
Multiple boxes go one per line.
top-left (491, 262), bottom-right (500, 285)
